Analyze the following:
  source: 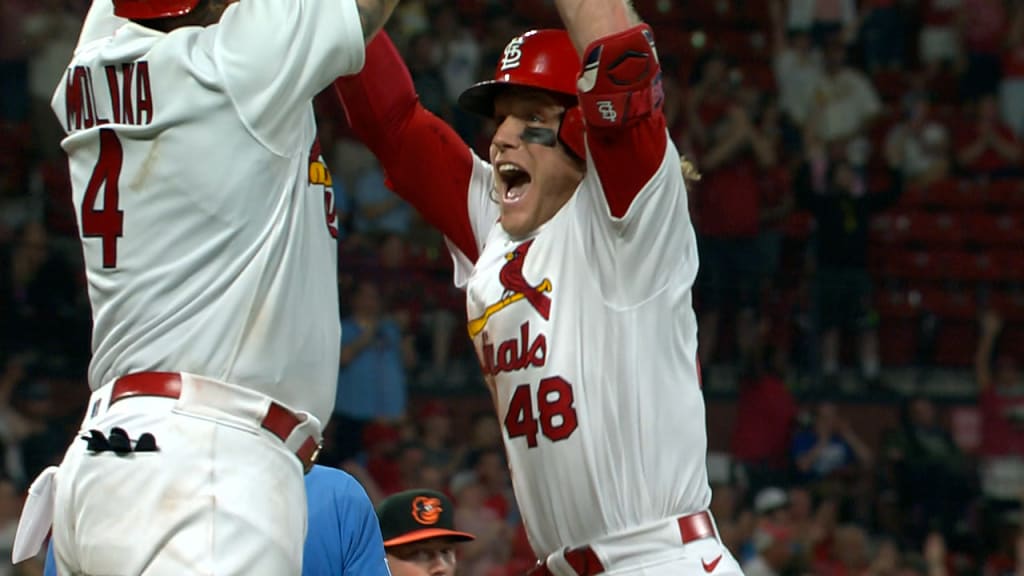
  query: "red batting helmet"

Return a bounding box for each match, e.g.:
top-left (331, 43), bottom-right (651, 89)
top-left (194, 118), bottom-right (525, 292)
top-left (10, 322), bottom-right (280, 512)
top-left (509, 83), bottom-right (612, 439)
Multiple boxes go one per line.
top-left (458, 29), bottom-right (585, 159)
top-left (114, 0), bottom-right (201, 20)
top-left (459, 30), bottom-right (580, 116)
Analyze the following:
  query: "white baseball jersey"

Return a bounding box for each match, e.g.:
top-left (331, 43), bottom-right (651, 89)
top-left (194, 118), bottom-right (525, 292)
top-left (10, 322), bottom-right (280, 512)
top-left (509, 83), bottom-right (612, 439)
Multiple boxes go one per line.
top-left (52, 0), bottom-right (364, 424)
top-left (451, 144), bottom-right (711, 556)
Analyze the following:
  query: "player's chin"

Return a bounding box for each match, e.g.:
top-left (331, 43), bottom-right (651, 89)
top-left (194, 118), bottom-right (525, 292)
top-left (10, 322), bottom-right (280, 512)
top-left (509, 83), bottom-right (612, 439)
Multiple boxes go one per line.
top-left (499, 208), bottom-right (533, 238)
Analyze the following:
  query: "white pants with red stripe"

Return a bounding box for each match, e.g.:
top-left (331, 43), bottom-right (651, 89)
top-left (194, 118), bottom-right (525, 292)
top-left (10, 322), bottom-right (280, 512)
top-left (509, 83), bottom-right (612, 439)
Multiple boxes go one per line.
top-left (542, 515), bottom-right (745, 576)
top-left (50, 376), bottom-right (311, 575)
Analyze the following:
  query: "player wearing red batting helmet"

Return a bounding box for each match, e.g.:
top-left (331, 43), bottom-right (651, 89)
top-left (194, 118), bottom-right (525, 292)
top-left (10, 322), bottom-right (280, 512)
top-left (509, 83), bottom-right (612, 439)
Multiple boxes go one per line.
top-left (458, 29), bottom-right (586, 163)
top-left (333, 0), bottom-right (742, 574)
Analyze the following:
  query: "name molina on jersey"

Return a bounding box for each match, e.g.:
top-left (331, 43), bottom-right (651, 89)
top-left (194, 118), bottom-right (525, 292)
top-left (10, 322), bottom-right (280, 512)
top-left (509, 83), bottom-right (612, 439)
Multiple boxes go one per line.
top-left (471, 240), bottom-right (552, 376)
top-left (64, 63), bottom-right (154, 132)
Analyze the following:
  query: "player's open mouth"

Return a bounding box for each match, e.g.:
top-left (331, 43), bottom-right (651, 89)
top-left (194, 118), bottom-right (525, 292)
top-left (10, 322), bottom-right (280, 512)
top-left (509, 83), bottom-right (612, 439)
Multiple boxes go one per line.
top-left (498, 162), bottom-right (531, 204)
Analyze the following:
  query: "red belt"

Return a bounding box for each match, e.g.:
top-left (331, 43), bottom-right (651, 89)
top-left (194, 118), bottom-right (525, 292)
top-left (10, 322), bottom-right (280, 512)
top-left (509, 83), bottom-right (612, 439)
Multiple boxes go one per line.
top-left (527, 511), bottom-right (717, 576)
top-left (110, 372), bottom-right (321, 473)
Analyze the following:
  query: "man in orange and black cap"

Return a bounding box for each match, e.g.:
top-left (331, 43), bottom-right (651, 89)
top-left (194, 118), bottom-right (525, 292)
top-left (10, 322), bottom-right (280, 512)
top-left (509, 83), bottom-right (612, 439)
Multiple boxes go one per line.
top-left (376, 489), bottom-right (476, 576)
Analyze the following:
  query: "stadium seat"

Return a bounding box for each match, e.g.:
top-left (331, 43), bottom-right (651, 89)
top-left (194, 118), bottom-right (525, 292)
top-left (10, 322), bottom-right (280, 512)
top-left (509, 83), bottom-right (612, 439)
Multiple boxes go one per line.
top-left (987, 178), bottom-right (1024, 209)
top-left (903, 212), bottom-right (963, 248)
top-left (878, 321), bottom-right (917, 365)
top-left (880, 250), bottom-right (945, 281)
top-left (916, 287), bottom-right (975, 320)
top-left (917, 178), bottom-right (987, 211)
top-left (991, 251), bottom-right (1024, 283)
top-left (872, 69), bottom-right (908, 103)
top-left (963, 213), bottom-right (1024, 248)
top-left (934, 321), bottom-right (977, 366)
top-left (875, 288), bottom-right (919, 320)
top-left (988, 290), bottom-right (1024, 322)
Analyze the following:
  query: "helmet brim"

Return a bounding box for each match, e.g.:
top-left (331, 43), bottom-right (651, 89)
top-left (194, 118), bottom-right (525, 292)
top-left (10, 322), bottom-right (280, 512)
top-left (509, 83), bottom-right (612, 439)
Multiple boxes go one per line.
top-left (457, 81), bottom-right (504, 118)
top-left (458, 80), bottom-right (579, 120)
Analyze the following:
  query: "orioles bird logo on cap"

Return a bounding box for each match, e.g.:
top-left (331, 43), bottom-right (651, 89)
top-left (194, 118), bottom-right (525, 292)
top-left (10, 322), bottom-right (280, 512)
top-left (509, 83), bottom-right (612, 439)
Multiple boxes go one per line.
top-left (411, 496), bottom-right (443, 525)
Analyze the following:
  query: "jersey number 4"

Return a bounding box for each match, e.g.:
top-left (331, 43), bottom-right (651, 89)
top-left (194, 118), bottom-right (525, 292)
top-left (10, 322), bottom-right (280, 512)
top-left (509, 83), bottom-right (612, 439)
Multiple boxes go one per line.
top-left (81, 128), bottom-right (125, 268)
top-left (504, 376), bottom-right (578, 448)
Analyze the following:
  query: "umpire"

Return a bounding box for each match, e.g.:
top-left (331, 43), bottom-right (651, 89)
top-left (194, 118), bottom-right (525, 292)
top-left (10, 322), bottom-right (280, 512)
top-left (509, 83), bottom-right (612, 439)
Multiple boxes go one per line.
top-left (377, 489), bottom-right (476, 576)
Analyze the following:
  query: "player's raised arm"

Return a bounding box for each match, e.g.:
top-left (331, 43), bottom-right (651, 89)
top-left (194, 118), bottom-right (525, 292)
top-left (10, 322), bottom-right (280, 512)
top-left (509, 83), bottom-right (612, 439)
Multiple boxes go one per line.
top-left (332, 33), bottom-right (480, 261)
top-left (75, 0), bottom-right (128, 50)
top-left (354, 0), bottom-right (399, 42)
top-left (553, 0), bottom-right (670, 219)
top-left (554, 0), bottom-right (638, 53)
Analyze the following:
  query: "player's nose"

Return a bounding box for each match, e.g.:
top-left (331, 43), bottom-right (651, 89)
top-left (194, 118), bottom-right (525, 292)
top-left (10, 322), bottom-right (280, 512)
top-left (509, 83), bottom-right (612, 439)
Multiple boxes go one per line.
top-left (492, 116), bottom-right (524, 151)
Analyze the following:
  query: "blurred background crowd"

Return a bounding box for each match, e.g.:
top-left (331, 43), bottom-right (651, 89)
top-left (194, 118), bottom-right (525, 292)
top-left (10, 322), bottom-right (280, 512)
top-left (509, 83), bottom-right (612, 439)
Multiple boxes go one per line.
top-left (2, 0), bottom-right (1024, 574)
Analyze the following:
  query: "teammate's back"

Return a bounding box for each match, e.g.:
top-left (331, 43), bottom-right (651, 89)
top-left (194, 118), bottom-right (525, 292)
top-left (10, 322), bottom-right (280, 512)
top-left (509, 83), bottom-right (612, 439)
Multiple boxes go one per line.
top-left (11, 0), bottom-right (401, 574)
top-left (53, 0), bottom-right (366, 421)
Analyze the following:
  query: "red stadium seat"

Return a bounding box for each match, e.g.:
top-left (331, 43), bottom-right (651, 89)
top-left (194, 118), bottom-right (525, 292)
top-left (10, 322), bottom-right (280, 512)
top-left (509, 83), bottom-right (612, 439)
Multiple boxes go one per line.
top-left (958, 251), bottom-right (999, 282)
top-left (991, 251), bottom-right (1024, 282)
top-left (934, 321), bottom-right (977, 366)
top-left (880, 250), bottom-right (947, 281)
top-left (903, 212), bottom-right (963, 248)
top-left (919, 178), bottom-right (987, 210)
top-left (870, 212), bottom-right (908, 246)
top-left (989, 291), bottom-right (1024, 322)
top-left (783, 212), bottom-right (815, 239)
top-left (996, 325), bottom-right (1024, 362)
top-left (916, 287), bottom-right (975, 320)
top-left (987, 178), bottom-right (1024, 209)
top-left (875, 288), bottom-right (919, 320)
top-left (963, 213), bottom-right (1024, 248)
top-left (873, 69), bottom-right (908, 103)
top-left (878, 321), bottom-right (917, 365)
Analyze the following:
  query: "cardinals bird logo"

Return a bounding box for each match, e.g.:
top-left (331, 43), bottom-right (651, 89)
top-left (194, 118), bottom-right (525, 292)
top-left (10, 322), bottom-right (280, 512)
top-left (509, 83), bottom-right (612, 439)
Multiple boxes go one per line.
top-left (468, 240), bottom-right (552, 337)
top-left (411, 496), bottom-right (443, 525)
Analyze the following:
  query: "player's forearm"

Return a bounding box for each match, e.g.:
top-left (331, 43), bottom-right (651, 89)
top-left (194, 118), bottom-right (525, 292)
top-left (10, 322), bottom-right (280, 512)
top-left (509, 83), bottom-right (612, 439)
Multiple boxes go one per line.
top-left (748, 130), bottom-right (778, 168)
top-left (990, 134), bottom-right (1023, 162)
top-left (554, 0), bottom-right (639, 54)
top-left (843, 432), bottom-right (874, 466)
top-left (975, 335), bottom-right (997, 390)
top-left (354, 0), bottom-right (399, 43)
top-left (956, 139), bottom-right (987, 165)
top-left (334, 33), bottom-right (479, 261)
top-left (699, 129), bottom-right (746, 171)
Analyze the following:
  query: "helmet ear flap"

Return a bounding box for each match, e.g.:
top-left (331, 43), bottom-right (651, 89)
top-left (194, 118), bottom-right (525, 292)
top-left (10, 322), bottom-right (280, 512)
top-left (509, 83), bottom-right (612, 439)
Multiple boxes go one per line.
top-left (558, 107), bottom-right (586, 161)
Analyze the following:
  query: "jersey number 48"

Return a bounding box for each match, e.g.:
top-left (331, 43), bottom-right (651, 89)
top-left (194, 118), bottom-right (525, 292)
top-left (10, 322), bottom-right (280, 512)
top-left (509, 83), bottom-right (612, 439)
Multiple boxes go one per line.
top-left (504, 376), bottom-right (578, 448)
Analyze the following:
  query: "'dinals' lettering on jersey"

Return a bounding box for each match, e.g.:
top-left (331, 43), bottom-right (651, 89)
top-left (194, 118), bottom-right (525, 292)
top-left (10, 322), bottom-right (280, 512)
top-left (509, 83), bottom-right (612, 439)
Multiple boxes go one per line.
top-left (65, 63), bottom-right (154, 132)
top-left (481, 322), bottom-right (547, 376)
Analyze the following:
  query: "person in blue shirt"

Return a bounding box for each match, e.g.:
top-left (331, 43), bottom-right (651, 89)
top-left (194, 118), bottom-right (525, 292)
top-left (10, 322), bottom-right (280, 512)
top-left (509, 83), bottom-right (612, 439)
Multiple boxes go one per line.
top-left (45, 464), bottom-right (391, 576)
top-left (333, 280), bottom-right (410, 463)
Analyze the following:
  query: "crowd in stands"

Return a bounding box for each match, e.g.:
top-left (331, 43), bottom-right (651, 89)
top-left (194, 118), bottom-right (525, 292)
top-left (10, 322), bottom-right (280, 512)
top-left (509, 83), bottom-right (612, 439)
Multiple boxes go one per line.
top-left (1, 0), bottom-right (1024, 574)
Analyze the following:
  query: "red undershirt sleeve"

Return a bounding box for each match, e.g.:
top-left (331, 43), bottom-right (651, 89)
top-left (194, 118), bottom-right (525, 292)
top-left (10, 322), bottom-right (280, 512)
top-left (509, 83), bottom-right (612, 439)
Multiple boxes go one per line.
top-left (331, 33), bottom-right (480, 262)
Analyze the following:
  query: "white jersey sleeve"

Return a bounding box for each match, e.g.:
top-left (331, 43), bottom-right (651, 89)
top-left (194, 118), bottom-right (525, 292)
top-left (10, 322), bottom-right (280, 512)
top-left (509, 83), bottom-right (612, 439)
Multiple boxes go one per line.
top-left (75, 0), bottom-right (129, 51)
top-left (216, 0), bottom-right (365, 155)
top-left (448, 153), bottom-right (498, 289)
top-left (573, 138), bottom-right (698, 307)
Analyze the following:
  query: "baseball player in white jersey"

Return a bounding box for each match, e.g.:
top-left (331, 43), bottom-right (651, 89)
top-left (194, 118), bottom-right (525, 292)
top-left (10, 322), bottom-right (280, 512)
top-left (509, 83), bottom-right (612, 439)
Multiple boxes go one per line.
top-left (10, 0), bottom-right (400, 573)
top-left (332, 0), bottom-right (744, 574)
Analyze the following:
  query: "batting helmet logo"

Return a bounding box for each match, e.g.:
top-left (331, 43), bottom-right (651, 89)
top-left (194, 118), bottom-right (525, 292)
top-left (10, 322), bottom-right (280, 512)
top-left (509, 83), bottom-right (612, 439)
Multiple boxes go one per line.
top-left (500, 37), bottom-right (525, 71)
top-left (411, 496), bottom-right (444, 525)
